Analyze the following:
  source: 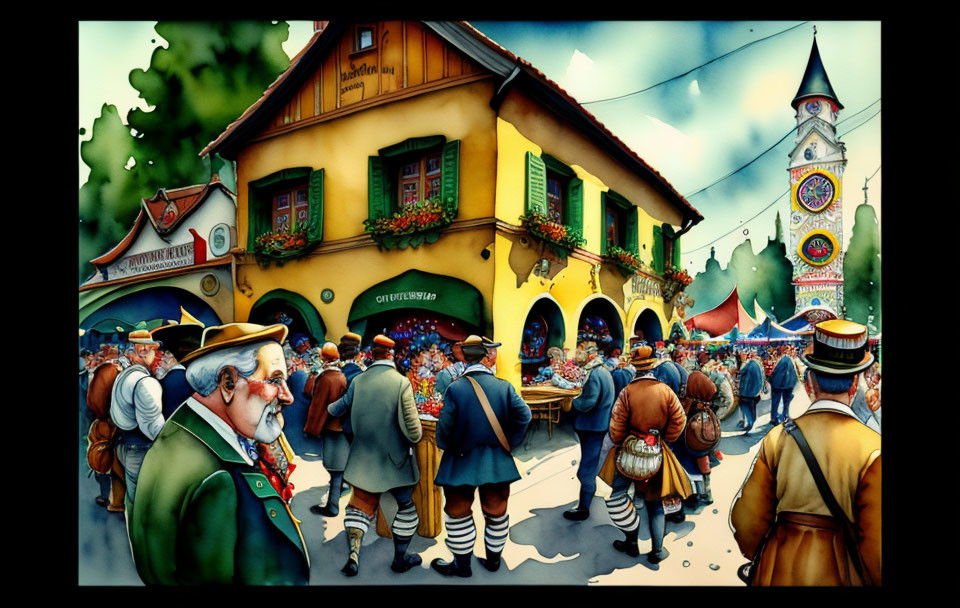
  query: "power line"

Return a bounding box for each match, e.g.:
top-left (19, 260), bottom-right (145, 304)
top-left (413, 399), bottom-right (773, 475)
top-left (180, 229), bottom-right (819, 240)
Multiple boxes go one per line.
top-left (684, 100), bottom-right (880, 198)
top-left (685, 159), bottom-right (882, 254)
top-left (581, 21), bottom-right (810, 105)
top-left (685, 189), bottom-right (789, 253)
top-left (838, 108), bottom-right (881, 137)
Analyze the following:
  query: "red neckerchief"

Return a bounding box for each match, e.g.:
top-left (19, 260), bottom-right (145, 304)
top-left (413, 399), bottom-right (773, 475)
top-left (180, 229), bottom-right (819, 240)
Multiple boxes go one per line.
top-left (257, 443), bottom-right (295, 502)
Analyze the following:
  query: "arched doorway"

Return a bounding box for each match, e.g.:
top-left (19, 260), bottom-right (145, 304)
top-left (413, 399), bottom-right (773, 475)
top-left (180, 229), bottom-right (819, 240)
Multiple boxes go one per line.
top-left (633, 308), bottom-right (663, 344)
top-left (519, 296), bottom-right (566, 385)
top-left (249, 289), bottom-right (327, 343)
top-left (577, 297), bottom-right (624, 354)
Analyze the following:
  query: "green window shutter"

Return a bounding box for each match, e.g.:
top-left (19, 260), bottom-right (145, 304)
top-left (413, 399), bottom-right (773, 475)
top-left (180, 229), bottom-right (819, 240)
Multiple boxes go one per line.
top-left (379, 135), bottom-right (446, 159)
top-left (565, 177), bottom-right (584, 243)
top-left (672, 234), bottom-right (681, 268)
top-left (600, 192), bottom-right (608, 256)
top-left (652, 224), bottom-right (664, 274)
top-left (441, 139), bottom-right (460, 216)
top-left (626, 207), bottom-right (639, 257)
top-left (247, 188), bottom-right (267, 250)
top-left (368, 156), bottom-right (389, 220)
top-left (307, 168), bottom-right (324, 242)
top-left (525, 151), bottom-right (547, 215)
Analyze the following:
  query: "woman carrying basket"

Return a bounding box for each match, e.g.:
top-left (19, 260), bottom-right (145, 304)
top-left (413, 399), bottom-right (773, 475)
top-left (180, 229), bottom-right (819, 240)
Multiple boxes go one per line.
top-left (595, 344), bottom-right (693, 564)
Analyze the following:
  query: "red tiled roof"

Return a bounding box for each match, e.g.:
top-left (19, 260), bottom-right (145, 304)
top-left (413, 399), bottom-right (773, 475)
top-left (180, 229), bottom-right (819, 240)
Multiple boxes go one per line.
top-left (202, 20), bottom-right (701, 223)
top-left (89, 178), bottom-right (234, 267)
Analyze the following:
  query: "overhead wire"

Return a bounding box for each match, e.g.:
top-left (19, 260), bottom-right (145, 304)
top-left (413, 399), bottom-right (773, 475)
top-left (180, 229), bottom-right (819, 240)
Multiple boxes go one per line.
top-left (581, 21), bottom-right (810, 105)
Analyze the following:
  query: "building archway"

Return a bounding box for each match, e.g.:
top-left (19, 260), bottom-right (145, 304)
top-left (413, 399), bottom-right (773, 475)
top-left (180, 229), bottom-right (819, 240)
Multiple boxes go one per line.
top-left (519, 294), bottom-right (567, 384)
top-left (576, 295), bottom-right (625, 354)
top-left (633, 308), bottom-right (664, 344)
top-left (249, 289), bottom-right (327, 343)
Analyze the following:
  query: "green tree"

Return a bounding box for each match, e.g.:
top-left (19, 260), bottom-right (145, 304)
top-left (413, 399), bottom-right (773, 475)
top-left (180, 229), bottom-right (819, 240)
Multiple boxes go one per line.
top-left (78, 104), bottom-right (151, 283)
top-left (127, 21), bottom-right (291, 193)
top-left (843, 203), bottom-right (881, 330)
top-left (684, 246), bottom-right (736, 317)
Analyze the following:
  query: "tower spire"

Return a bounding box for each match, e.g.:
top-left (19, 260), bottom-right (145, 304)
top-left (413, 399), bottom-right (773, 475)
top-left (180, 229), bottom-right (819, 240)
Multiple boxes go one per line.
top-left (863, 177), bottom-right (869, 205)
top-left (791, 35), bottom-right (843, 110)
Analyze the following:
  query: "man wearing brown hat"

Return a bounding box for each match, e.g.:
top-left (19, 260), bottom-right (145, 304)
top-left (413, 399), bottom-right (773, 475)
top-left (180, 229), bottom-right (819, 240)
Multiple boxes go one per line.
top-left (595, 344), bottom-right (691, 564)
top-left (128, 323), bottom-right (310, 585)
top-left (731, 320), bottom-right (881, 586)
top-left (327, 334), bottom-right (423, 577)
top-left (151, 307), bottom-right (206, 420)
top-left (305, 342), bottom-right (350, 517)
top-left (110, 327), bottom-right (165, 511)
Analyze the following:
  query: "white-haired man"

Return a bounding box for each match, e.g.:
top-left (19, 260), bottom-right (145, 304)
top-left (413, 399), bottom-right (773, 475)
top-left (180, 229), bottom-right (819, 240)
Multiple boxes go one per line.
top-left (128, 323), bottom-right (310, 586)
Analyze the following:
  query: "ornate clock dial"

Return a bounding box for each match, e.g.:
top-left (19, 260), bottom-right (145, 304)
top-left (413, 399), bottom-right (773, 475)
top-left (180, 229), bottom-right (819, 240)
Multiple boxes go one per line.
top-left (805, 100), bottom-right (822, 115)
top-left (803, 146), bottom-right (815, 161)
top-left (798, 229), bottom-right (839, 266)
top-left (796, 172), bottom-right (836, 213)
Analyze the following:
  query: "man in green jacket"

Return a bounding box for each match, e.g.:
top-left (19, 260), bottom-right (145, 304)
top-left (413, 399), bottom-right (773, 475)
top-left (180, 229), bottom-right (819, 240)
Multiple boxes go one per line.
top-left (328, 334), bottom-right (423, 577)
top-left (128, 323), bottom-right (310, 585)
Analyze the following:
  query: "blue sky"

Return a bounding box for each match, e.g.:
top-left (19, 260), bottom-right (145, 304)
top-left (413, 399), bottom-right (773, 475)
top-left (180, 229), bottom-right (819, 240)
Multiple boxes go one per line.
top-left (78, 20), bottom-right (880, 276)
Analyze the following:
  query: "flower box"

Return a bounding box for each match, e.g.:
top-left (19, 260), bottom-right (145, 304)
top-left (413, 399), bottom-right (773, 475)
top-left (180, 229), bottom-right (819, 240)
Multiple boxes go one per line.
top-left (363, 200), bottom-right (454, 250)
top-left (519, 213), bottom-right (586, 259)
top-left (253, 223), bottom-right (317, 265)
top-left (662, 264), bottom-right (693, 301)
top-left (605, 243), bottom-right (642, 276)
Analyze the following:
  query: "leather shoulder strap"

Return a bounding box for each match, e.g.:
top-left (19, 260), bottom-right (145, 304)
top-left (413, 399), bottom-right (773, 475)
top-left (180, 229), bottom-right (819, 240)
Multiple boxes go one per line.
top-left (782, 418), bottom-right (869, 584)
top-left (465, 376), bottom-right (510, 453)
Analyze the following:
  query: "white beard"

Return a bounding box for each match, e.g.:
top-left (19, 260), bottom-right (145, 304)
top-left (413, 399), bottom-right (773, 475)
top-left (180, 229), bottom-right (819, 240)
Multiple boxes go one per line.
top-left (253, 402), bottom-right (283, 443)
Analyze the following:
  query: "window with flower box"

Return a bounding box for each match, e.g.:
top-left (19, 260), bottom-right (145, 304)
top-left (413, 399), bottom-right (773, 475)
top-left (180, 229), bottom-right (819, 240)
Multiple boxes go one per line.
top-left (248, 167), bottom-right (324, 261)
top-left (366, 135), bottom-right (460, 249)
top-left (652, 223), bottom-right (681, 275)
top-left (523, 152), bottom-right (584, 252)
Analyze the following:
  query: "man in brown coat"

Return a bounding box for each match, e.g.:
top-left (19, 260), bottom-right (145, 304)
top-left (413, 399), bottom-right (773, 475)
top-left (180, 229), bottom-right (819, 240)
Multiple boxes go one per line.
top-left (731, 320), bottom-right (881, 586)
top-left (595, 345), bottom-right (691, 563)
top-left (304, 342), bottom-right (350, 517)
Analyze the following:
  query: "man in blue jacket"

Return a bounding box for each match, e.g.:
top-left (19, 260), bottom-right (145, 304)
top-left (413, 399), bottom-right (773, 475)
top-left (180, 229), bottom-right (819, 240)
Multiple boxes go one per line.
top-left (431, 336), bottom-right (531, 578)
top-left (736, 352), bottom-right (765, 434)
top-left (768, 348), bottom-right (800, 425)
top-left (563, 343), bottom-right (616, 522)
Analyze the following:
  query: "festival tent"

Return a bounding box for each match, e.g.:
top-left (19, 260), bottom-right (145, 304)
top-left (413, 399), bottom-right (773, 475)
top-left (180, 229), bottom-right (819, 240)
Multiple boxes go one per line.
top-left (684, 285), bottom-right (758, 337)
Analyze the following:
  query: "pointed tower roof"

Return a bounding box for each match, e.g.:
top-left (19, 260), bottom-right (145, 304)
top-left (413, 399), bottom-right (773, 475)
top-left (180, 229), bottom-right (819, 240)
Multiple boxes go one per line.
top-left (791, 37), bottom-right (843, 110)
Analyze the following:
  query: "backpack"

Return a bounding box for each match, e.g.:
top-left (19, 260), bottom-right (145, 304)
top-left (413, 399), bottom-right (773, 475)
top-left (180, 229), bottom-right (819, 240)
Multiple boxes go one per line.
top-left (85, 362), bottom-right (122, 474)
top-left (684, 400), bottom-right (722, 453)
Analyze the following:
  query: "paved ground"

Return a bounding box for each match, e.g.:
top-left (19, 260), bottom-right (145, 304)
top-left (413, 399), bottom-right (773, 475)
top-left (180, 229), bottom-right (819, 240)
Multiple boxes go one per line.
top-left (78, 376), bottom-right (809, 586)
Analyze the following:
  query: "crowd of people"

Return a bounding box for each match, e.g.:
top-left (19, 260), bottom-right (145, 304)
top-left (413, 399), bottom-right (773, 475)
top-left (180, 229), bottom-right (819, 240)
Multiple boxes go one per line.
top-left (79, 310), bottom-right (882, 586)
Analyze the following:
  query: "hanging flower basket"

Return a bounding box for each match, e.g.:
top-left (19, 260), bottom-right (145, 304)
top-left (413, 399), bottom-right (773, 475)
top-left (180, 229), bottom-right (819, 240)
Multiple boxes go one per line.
top-left (519, 212), bottom-right (586, 259)
top-left (661, 265), bottom-right (693, 301)
top-left (363, 199), bottom-right (454, 250)
top-left (605, 243), bottom-right (642, 276)
top-left (253, 223), bottom-right (318, 266)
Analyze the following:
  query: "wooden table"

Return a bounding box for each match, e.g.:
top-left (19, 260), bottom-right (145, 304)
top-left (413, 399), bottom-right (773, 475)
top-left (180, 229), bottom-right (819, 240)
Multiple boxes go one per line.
top-left (520, 386), bottom-right (580, 439)
top-left (377, 418), bottom-right (443, 539)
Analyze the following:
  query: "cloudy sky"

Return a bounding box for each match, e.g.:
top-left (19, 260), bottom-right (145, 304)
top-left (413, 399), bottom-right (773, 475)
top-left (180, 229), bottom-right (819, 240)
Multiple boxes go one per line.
top-left (78, 20), bottom-right (880, 275)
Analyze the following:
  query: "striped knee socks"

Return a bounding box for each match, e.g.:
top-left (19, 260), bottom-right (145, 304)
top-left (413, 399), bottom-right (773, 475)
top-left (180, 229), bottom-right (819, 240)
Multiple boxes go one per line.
top-left (605, 493), bottom-right (640, 532)
top-left (444, 512), bottom-right (477, 555)
top-left (482, 512), bottom-right (509, 555)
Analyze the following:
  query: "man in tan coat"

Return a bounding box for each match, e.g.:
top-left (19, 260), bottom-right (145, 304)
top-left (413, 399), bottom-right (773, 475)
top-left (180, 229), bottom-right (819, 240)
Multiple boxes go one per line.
top-left (731, 320), bottom-right (881, 586)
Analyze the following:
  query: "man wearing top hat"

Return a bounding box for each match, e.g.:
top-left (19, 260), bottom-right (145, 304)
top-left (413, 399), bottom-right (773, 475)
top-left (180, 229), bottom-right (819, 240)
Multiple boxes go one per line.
top-left (731, 320), bottom-right (881, 586)
top-left (110, 327), bottom-right (165, 511)
top-left (563, 342), bottom-right (616, 522)
top-left (327, 334), bottom-right (423, 577)
top-left (430, 336), bottom-right (531, 578)
top-left (128, 322), bottom-right (310, 585)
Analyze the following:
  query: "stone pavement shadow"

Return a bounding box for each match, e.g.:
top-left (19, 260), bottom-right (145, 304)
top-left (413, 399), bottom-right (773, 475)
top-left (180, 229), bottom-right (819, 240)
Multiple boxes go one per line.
top-left (514, 415), bottom-right (578, 463)
top-left (718, 398), bottom-right (772, 456)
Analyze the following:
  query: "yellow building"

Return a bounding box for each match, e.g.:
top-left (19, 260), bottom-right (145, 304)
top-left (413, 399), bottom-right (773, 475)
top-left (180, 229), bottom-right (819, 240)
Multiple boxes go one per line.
top-left (203, 20), bottom-right (702, 388)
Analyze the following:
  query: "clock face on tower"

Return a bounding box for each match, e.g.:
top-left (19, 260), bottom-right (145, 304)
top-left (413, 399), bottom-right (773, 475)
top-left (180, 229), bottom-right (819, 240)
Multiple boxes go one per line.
top-left (798, 229), bottom-right (839, 266)
top-left (795, 171), bottom-right (837, 213)
top-left (805, 100), bottom-right (822, 115)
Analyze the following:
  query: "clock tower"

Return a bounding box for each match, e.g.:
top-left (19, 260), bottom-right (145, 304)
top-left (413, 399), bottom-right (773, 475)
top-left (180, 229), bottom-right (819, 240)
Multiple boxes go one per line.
top-left (788, 32), bottom-right (845, 320)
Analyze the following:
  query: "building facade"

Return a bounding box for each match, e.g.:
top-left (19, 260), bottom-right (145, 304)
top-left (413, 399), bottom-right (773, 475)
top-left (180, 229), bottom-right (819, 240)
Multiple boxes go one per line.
top-left (79, 178), bottom-right (237, 346)
top-left (202, 20), bottom-right (702, 388)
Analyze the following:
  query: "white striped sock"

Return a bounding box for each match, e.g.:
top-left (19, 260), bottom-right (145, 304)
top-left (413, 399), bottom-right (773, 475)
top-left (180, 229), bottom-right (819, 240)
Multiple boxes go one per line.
top-left (605, 494), bottom-right (639, 532)
top-left (444, 513), bottom-right (477, 555)
top-left (483, 512), bottom-right (509, 553)
top-left (392, 502), bottom-right (420, 538)
top-left (344, 507), bottom-right (371, 534)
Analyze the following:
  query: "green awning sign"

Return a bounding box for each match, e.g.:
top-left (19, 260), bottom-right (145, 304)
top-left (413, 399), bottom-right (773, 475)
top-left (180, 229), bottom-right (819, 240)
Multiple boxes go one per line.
top-left (348, 269), bottom-right (483, 330)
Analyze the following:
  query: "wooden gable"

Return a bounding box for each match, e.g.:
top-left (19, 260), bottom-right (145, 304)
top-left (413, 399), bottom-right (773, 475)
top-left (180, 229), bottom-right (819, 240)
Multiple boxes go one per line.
top-left (260, 21), bottom-right (487, 137)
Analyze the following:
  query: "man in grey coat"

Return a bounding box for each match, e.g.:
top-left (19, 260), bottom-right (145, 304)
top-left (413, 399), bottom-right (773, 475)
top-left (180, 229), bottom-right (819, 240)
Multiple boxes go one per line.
top-left (327, 334), bottom-right (423, 577)
top-left (431, 336), bottom-right (531, 578)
